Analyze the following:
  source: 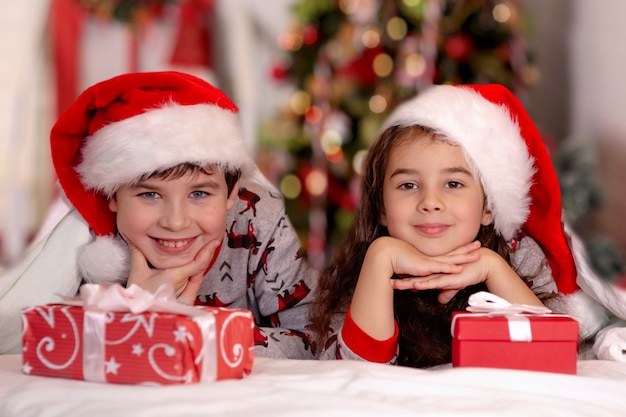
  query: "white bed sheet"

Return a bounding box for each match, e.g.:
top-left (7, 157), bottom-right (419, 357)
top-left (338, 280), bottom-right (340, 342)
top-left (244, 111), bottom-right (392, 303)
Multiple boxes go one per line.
top-left (2, 355), bottom-right (626, 417)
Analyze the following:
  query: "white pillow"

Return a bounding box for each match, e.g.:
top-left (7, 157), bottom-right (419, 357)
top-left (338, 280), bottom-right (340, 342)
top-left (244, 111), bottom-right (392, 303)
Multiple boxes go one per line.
top-left (0, 206), bottom-right (91, 354)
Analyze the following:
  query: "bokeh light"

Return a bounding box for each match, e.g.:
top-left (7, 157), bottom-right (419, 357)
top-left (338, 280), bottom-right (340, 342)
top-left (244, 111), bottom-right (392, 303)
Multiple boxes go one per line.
top-left (362, 28), bottom-right (381, 48)
top-left (306, 169), bottom-right (328, 196)
top-left (290, 91), bottom-right (311, 115)
top-left (492, 3), bottom-right (511, 23)
top-left (277, 31), bottom-right (303, 51)
top-left (304, 105), bottom-right (324, 124)
top-left (320, 129), bottom-right (343, 150)
top-left (373, 53), bottom-right (393, 77)
top-left (368, 94), bottom-right (387, 113)
top-left (325, 145), bottom-right (344, 163)
top-left (405, 53), bottom-right (426, 77)
top-left (387, 17), bottom-right (408, 41)
top-left (280, 174), bottom-right (302, 199)
top-left (401, 0), bottom-right (423, 7)
top-left (353, 150), bottom-right (368, 175)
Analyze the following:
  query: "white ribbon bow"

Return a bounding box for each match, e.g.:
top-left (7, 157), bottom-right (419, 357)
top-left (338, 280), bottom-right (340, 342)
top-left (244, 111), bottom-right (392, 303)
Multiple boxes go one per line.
top-left (466, 291), bottom-right (552, 315)
top-left (453, 291), bottom-right (552, 342)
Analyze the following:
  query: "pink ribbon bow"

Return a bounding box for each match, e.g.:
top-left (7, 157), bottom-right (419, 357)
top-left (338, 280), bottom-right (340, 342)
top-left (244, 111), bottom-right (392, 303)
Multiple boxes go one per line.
top-left (74, 283), bottom-right (205, 316)
top-left (62, 283), bottom-right (215, 383)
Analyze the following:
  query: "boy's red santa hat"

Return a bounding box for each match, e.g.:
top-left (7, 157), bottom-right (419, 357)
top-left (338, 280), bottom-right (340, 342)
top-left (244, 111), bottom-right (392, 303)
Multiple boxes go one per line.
top-left (51, 71), bottom-right (266, 284)
top-left (381, 84), bottom-right (611, 337)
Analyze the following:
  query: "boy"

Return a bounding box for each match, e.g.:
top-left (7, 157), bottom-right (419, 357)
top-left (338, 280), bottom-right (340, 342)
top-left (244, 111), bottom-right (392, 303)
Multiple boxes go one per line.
top-left (0, 71), bottom-right (318, 359)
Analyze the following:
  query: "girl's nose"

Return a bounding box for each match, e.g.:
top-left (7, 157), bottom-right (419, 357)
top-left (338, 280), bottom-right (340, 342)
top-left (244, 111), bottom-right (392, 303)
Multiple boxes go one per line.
top-left (417, 188), bottom-right (443, 212)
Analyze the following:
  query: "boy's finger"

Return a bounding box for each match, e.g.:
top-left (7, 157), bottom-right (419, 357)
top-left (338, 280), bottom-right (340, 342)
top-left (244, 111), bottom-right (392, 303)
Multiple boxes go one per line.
top-left (178, 274), bottom-right (203, 305)
top-left (169, 244), bottom-right (216, 280)
top-left (123, 234), bottom-right (149, 276)
top-left (196, 240), bottom-right (221, 262)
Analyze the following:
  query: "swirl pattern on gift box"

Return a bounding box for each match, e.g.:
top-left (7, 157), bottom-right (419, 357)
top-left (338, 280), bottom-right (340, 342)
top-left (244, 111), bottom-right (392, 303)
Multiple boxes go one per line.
top-left (149, 343), bottom-right (192, 383)
top-left (105, 314), bottom-right (157, 345)
top-left (220, 311), bottom-right (253, 368)
top-left (34, 306), bottom-right (80, 370)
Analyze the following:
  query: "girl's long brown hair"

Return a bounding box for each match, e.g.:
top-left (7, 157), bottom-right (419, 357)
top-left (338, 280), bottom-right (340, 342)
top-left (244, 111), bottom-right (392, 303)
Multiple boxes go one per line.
top-left (309, 125), bottom-right (514, 368)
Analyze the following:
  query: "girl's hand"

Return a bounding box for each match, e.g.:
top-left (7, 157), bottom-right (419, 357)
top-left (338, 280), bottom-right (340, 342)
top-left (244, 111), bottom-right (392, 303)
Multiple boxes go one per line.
top-left (391, 247), bottom-right (544, 306)
top-left (124, 237), bottom-right (220, 305)
top-left (349, 237), bottom-right (481, 339)
top-left (383, 237), bottom-right (481, 278)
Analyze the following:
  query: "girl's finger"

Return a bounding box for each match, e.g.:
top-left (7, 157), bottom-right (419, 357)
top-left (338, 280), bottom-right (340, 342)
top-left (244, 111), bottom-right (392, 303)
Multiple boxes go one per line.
top-left (438, 289), bottom-right (459, 304)
top-left (391, 274), bottom-right (439, 290)
top-left (443, 240), bottom-right (481, 256)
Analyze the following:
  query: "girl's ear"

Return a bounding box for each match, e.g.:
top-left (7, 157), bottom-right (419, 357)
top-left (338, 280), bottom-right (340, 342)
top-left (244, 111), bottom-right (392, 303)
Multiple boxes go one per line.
top-left (481, 206), bottom-right (494, 226)
top-left (379, 208), bottom-right (387, 227)
top-left (226, 179), bottom-right (241, 210)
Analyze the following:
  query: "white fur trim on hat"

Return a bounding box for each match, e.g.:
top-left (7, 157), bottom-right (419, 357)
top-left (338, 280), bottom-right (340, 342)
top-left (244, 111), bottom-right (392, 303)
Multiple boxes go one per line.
top-left (79, 235), bottom-right (130, 284)
top-left (75, 103), bottom-right (257, 197)
top-left (381, 85), bottom-right (536, 241)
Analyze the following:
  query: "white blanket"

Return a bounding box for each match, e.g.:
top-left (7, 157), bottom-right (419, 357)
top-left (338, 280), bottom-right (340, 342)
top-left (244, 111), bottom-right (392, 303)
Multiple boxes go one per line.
top-left (1, 355), bottom-right (626, 417)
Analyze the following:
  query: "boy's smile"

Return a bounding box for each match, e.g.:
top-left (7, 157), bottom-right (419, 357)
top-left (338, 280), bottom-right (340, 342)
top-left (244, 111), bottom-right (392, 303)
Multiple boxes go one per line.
top-left (380, 136), bottom-right (492, 256)
top-left (109, 170), bottom-right (238, 270)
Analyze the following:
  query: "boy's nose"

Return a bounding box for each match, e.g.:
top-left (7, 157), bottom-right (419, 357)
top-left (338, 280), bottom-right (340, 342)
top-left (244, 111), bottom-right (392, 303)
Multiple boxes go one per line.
top-left (159, 202), bottom-right (191, 230)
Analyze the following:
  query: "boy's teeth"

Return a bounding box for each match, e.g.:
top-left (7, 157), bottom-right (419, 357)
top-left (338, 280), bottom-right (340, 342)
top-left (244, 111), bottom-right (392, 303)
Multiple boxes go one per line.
top-left (158, 239), bottom-right (188, 248)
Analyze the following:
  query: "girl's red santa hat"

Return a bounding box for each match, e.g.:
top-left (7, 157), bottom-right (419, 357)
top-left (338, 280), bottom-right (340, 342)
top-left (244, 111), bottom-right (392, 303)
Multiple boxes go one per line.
top-left (381, 83), bottom-right (611, 338)
top-left (51, 71), bottom-right (266, 284)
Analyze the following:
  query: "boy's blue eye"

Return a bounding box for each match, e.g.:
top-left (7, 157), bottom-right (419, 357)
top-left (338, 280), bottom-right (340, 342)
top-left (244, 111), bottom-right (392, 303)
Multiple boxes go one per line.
top-left (140, 191), bottom-right (160, 199)
top-left (190, 191), bottom-right (209, 199)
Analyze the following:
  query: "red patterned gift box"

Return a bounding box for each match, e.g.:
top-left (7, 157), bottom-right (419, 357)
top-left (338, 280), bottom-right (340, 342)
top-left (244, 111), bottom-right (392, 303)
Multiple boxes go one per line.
top-left (451, 292), bottom-right (579, 374)
top-left (22, 284), bottom-right (255, 385)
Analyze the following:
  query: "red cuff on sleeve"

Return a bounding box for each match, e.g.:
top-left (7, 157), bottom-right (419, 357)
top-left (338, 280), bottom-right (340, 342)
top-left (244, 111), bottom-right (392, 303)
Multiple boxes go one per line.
top-left (341, 308), bottom-right (398, 363)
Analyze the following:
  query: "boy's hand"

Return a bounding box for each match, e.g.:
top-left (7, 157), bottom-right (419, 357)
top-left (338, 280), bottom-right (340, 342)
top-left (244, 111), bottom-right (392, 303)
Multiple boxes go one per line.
top-left (124, 237), bottom-right (220, 305)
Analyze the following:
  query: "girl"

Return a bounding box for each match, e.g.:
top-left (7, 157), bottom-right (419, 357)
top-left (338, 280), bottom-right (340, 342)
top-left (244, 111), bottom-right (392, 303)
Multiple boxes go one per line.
top-left (309, 83), bottom-right (582, 367)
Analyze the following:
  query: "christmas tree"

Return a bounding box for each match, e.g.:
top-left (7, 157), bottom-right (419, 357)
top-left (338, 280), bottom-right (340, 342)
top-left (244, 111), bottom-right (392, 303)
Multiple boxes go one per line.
top-left (259, 0), bottom-right (538, 268)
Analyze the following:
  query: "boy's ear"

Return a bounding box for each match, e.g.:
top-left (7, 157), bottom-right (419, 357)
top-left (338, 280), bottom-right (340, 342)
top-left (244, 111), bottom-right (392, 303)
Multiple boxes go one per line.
top-left (108, 195), bottom-right (118, 213)
top-left (226, 179), bottom-right (241, 210)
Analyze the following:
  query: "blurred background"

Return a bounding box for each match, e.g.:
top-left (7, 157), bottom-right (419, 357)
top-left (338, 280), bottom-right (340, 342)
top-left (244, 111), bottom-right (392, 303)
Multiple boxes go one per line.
top-left (1, 0), bottom-right (624, 284)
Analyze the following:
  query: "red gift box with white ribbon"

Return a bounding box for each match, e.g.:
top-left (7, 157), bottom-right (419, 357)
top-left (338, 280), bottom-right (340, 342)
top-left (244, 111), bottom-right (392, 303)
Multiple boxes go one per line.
top-left (451, 292), bottom-right (579, 374)
top-left (21, 284), bottom-right (255, 385)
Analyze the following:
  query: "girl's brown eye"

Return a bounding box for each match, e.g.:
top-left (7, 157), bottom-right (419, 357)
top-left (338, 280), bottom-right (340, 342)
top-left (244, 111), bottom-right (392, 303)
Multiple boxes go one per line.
top-left (445, 181), bottom-right (462, 189)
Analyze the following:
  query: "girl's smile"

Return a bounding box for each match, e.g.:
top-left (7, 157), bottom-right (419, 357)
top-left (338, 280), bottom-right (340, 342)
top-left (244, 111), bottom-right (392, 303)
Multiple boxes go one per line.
top-left (414, 223), bottom-right (450, 237)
